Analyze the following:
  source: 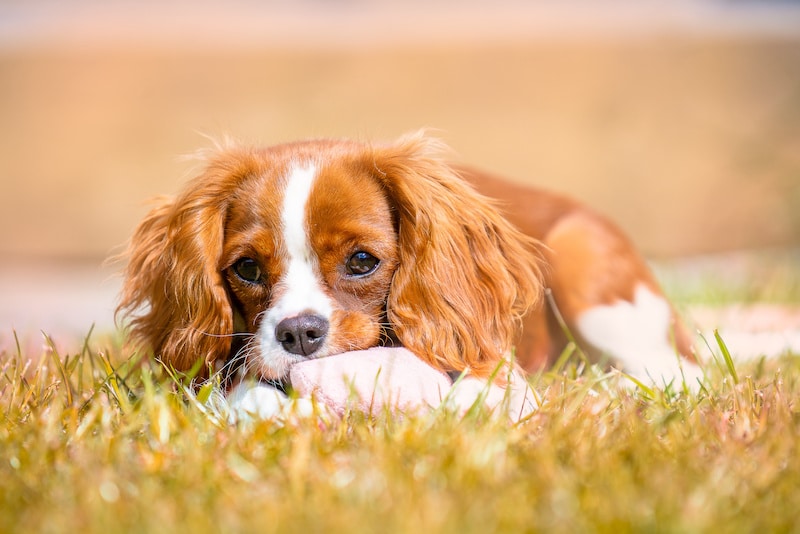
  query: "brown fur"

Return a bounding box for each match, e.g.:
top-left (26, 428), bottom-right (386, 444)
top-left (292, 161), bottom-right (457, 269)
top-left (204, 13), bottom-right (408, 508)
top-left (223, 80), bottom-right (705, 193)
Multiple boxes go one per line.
top-left (461, 168), bottom-right (695, 370)
top-left (371, 135), bottom-right (543, 377)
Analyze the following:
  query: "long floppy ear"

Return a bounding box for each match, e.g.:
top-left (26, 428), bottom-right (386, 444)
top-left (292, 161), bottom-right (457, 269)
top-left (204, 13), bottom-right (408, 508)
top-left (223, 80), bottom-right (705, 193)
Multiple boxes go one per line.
top-left (372, 132), bottom-right (545, 377)
top-left (117, 160), bottom-right (237, 374)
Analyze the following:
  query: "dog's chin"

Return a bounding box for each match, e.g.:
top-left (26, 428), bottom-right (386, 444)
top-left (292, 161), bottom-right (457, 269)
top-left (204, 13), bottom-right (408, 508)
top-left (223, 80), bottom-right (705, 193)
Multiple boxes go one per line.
top-left (255, 341), bottom-right (343, 381)
top-left (255, 351), bottom-right (305, 381)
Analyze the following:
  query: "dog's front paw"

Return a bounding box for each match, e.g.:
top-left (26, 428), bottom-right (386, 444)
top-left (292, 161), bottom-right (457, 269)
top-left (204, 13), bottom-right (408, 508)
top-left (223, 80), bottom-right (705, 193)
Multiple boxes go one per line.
top-left (225, 382), bottom-right (314, 423)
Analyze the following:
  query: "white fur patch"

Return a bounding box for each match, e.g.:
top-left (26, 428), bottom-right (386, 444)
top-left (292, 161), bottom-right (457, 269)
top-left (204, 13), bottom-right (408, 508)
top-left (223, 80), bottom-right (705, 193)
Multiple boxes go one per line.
top-left (225, 382), bottom-right (314, 423)
top-left (226, 382), bottom-right (291, 420)
top-left (577, 284), bottom-right (703, 389)
top-left (257, 162), bottom-right (334, 377)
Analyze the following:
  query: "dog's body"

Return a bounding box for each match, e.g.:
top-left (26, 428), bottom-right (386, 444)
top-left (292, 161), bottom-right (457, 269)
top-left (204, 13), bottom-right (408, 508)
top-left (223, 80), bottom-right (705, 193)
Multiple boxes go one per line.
top-left (119, 133), bottom-right (700, 393)
top-left (467, 169), bottom-right (698, 383)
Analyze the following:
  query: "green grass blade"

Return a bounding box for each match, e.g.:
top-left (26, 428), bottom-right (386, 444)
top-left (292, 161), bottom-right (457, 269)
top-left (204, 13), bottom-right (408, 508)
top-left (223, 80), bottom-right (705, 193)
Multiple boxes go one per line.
top-left (714, 329), bottom-right (739, 385)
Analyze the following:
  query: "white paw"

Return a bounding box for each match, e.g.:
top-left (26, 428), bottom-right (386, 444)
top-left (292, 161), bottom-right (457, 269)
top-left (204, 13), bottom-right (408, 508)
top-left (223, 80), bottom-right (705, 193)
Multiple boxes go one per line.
top-left (226, 382), bottom-right (291, 422)
top-left (224, 382), bottom-right (316, 423)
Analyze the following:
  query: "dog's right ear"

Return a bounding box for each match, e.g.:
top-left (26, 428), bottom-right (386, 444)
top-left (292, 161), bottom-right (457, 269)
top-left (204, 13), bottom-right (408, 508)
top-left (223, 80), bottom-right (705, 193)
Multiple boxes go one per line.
top-left (117, 159), bottom-right (241, 374)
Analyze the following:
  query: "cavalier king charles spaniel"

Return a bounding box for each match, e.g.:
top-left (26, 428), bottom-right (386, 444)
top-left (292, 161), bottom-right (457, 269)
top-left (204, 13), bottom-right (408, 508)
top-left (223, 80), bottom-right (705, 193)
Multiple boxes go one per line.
top-left (118, 131), bottom-right (702, 402)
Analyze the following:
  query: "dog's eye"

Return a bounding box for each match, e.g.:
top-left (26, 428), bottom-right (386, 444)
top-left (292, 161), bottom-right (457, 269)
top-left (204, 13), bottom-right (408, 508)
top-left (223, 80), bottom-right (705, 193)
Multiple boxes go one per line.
top-left (232, 258), bottom-right (264, 284)
top-left (346, 251), bottom-right (379, 277)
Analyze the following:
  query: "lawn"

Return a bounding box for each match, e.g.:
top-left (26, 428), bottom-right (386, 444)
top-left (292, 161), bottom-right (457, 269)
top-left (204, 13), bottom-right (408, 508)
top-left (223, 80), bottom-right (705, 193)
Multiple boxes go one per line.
top-left (0, 252), bottom-right (797, 533)
top-left (1, 319), bottom-right (799, 533)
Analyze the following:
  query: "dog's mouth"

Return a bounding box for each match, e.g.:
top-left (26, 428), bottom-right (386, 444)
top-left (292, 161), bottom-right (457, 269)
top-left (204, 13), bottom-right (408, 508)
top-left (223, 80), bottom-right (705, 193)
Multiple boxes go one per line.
top-left (221, 336), bottom-right (286, 391)
top-left (262, 377), bottom-right (290, 395)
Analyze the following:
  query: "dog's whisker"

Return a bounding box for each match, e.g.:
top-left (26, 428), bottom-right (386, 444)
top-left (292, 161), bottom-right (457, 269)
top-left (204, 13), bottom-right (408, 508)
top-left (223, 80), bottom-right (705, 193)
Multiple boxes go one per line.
top-left (185, 329), bottom-right (252, 340)
top-left (214, 335), bottom-right (258, 377)
top-left (253, 309), bottom-right (274, 327)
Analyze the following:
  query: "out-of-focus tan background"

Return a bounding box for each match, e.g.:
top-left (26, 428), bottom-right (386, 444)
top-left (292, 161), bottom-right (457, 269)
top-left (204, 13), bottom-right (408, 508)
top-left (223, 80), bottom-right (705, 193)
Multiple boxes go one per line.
top-left (1, 1), bottom-right (799, 340)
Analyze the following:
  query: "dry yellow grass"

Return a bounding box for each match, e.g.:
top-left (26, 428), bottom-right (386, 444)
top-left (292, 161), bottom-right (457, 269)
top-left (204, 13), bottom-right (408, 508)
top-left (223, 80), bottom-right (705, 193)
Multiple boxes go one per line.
top-left (1, 328), bottom-right (799, 534)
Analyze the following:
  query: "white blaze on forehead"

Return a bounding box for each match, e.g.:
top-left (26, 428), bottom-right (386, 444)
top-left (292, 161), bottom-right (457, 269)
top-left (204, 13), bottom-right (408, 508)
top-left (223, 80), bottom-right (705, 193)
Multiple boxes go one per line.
top-left (275, 161), bottom-right (333, 318)
top-left (257, 161), bottom-right (334, 376)
top-left (282, 163), bottom-right (317, 264)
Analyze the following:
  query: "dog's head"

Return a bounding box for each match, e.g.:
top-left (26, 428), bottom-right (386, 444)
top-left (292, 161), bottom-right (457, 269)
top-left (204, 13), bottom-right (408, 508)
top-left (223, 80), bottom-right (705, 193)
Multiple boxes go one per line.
top-left (118, 132), bottom-right (543, 380)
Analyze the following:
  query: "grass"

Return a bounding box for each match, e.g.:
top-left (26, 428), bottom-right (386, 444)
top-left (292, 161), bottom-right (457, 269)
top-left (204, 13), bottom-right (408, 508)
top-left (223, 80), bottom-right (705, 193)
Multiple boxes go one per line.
top-left (653, 248), bottom-right (800, 306)
top-left (2, 327), bottom-right (799, 534)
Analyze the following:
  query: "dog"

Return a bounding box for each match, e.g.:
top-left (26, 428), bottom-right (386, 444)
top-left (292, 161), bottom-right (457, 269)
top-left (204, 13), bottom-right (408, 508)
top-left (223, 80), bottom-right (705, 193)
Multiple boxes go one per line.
top-left (118, 131), bottom-right (702, 399)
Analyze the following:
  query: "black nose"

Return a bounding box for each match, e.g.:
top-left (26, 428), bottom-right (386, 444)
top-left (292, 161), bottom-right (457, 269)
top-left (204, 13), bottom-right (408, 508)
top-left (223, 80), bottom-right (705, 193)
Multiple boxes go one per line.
top-left (275, 314), bottom-right (329, 356)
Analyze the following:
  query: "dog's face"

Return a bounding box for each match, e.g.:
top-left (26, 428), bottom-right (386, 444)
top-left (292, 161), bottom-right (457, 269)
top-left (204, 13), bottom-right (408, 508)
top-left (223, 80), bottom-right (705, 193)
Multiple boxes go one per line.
top-left (221, 157), bottom-right (399, 378)
top-left (118, 133), bottom-right (542, 381)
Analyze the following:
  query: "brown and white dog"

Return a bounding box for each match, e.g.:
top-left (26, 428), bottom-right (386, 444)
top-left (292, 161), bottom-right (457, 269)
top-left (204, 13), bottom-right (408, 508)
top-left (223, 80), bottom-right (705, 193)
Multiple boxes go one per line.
top-left (118, 132), bottom-right (701, 401)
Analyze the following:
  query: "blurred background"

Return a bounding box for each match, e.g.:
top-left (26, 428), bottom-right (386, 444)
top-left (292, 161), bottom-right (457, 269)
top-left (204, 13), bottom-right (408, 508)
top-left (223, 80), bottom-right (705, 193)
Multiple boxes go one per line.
top-left (1, 0), bottom-right (799, 344)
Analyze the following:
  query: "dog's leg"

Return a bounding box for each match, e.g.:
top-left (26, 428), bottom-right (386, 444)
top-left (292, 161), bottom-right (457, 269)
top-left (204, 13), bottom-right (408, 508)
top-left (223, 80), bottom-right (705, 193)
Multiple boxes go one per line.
top-left (576, 285), bottom-right (703, 389)
top-left (541, 212), bottom-right (703, 390)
